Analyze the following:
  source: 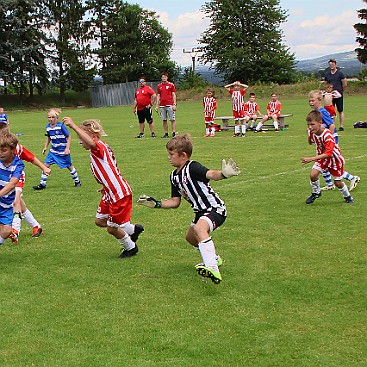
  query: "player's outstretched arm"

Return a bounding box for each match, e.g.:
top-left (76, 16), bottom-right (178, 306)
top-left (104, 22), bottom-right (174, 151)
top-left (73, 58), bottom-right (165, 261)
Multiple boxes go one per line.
top-left (206, 158), bottom-right (241, 181)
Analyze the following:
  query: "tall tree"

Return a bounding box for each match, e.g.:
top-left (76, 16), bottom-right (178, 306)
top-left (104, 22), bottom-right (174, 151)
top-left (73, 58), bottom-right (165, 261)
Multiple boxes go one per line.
top-left (354, 0), bottom-right (367, 64)
top-left (87, 0), bottom-right (177, 84)
top-left (199, 0), bottom-right (296, 84)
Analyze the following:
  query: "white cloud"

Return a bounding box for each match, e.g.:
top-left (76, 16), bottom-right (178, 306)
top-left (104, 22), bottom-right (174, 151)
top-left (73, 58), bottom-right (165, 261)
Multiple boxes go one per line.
top-left (282, 10), bottom-right (359, 60)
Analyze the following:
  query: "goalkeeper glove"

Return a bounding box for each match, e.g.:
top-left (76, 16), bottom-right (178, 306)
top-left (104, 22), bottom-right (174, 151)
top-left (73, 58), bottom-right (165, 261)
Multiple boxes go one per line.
top-left (221, 158), bottom-right (241, 178)
top-left (137, 194), bottom-right (162, 208)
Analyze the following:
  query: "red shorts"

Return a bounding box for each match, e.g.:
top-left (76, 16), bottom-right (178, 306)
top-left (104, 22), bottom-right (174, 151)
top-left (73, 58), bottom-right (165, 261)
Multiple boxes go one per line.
top-left (233, 110), bottom-right (245, 119)
top-left (313, 162), bottom-right (344, 180)
top-left (96, 195), bottom-right (132, 227)
top-left (204, 116), bottom-right (214, 123)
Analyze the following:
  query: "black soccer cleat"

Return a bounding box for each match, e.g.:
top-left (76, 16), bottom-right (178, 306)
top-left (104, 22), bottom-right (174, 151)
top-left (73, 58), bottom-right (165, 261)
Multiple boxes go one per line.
top-left (305, 192), bottom-right (321, 204)
top-left (130, 224), bottom-right (144, 243)
top-left (344, 195), bottom-right (355, 204)
top-left (33, 184), bottom-right (46, 190)
top-left (118, 245), bottom-right (138, 258)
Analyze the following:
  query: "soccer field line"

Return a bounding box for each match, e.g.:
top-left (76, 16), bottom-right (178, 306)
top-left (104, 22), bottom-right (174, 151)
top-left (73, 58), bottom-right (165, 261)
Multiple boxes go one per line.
top-left (220, 153), bottom-right (367, 187)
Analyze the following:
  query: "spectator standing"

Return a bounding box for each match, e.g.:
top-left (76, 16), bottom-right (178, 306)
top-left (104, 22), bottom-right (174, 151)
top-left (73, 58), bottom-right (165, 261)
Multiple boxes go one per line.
top-left (324, 59), bottom-right (347, 131)
top-left (155, 72), bottom-right (177, 138)
top-left (133, 77), bottom-right (157, 138)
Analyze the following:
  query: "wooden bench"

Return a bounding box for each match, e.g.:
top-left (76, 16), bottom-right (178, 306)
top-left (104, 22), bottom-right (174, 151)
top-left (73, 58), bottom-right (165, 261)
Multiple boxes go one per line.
top-left (214, 114), bottom-right (293, 131)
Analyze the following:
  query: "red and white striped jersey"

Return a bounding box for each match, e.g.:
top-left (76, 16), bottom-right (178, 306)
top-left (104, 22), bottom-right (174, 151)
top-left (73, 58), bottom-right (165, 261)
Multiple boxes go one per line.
top-left (310, 128), bottom-right (345, 171)
top-left (229, 89), bottom-right (245, 111)
top-left (267, 100), bottom-right (281, 114)
top-left (244, 101), bottom-right (260, 114)
top-left (203, 96), bottom-right (217, 118)
top-left (90, 140), bottom-right (132, 203)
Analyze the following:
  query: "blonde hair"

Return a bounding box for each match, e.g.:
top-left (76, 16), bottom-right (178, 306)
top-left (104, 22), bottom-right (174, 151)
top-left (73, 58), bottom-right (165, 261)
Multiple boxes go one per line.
top-left (0, 131), bottom-right (18, 149)
top-left (308, 90), bottom-right (322, 100)
top-left (47, 108), bottom-right (61, 118)
top-left (166, 133), bottom-right (193, 157)
top-left (80, 119), bottom-right (107, 138)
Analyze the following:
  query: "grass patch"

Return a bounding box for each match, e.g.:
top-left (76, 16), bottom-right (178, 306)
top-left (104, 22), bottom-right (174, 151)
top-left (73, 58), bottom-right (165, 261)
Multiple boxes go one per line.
top-left (0, 95), bottom-right (366, 366)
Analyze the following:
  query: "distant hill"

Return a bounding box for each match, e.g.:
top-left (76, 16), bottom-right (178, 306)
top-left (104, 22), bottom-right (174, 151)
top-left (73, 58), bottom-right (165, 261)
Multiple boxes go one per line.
top-left (193, 51), bottom-right (364, 84)
top-left (295, 51), bottom-right (363, 77)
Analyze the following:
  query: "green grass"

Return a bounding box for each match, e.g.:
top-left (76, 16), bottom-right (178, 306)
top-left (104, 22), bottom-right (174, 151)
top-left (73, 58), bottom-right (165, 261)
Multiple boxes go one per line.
top-left (0, 95), bottom-right (366, 366)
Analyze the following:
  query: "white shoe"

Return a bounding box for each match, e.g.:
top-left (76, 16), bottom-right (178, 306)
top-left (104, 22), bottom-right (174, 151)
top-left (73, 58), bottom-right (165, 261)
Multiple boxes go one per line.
top-left (349, 176), bottom-right (360, 191)
top-left (320, 185), bottom-right (335, 191)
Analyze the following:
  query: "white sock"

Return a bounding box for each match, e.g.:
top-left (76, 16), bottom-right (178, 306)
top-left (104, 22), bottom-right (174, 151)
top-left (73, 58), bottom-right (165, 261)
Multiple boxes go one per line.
top-left (121, 222), bottom-right (135, 236)
top-left (198, 238), bottom-right (218, 272)
top-left (205, 127), bottom-right (210, 135)
top-left (22, 209), bottom-right (40, 228)
top-left (273, 120), bottom-right (279, 130)
top-left (117, 233), bottom-right (135, 251)
top-left (311, 179), bottom-right (320, 194)
top-left (234, 125), bottom-right (240, 134)
top-left (338, 183), bottom-right (351, 198)
top-left (210, 127), bottom-right (215, 136)
top-left (256, 122), bottom-right (263, 131)
top-left (241, 124), bottom-right (246, 134)
top-left (12, 212), bottom-right (22, 233)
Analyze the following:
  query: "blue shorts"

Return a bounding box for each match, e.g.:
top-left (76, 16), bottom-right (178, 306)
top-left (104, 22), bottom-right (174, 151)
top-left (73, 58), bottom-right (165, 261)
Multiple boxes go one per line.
top-left (0, 207), bottom-right (14, 226)
top-left (45, 151), bottom-right (72, 169)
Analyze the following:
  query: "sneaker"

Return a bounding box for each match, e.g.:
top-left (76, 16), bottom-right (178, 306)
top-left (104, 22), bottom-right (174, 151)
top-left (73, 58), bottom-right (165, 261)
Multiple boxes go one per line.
top-left (254, 130), bottom-right (260, 133)
top-left (32, 226), bottom-right (43, 238)
top-left (9, 229), bottom-right (19, 243)
top-left (151, 132), bottom-right (156, 138)
top-left (349, 176), bottom-right (360, 191)
top-left (33, 184), bottom-right (46, 190)
top-left (75, 181), bottom-right (81, 187)
top-left (172, 132), bottom-right (176, 137)
top-left (339, 127), bottom-right (344, 131)
top-left (118, 245), bottom-right (138, 258)
top-left (241, 133), bottom-right (246, 138)
top-left (320, 184), bottom-right (335, 191)
top-left (135, 133), bottom-right (144, 138)
top-left (305, 192), bottom-right (321, 204)
top-left (130, 224), bottom-right (144, 243)
top-left (210, 133), bottom-right (215, 137)
top-left (232, 133), bottom-right (240, 137)
top-left (195, 265), bottom-right (222, 284)
top-left (344, 195), bottom-right (355, 204)
top-left (274, 129), bottom-right (279, 133)
top-left (161, 133), bottom-right (169, 138)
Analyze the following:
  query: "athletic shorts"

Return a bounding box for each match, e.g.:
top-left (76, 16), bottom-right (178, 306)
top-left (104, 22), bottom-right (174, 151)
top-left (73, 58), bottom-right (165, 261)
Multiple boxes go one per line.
top-left (45, 151), bottom-right (72, 169)
top-left (96, 195), bottom-right (132, 228)
top-left (312, 162), bottom-right (344, 181)
top-left (333, 96), bottom-right (344, 113)
top-left (204, 116), bottom-right (214, 123)
top-left (0, 207), bottom-right (14, 226)
top-left (233, 110), bottom-right (245, 119)
top-left (191, 210), bottom-right (226, 233)
top-left (159, 106), bottom-right (175, 121)
top-left (137, 107), bottom-right (153, 124)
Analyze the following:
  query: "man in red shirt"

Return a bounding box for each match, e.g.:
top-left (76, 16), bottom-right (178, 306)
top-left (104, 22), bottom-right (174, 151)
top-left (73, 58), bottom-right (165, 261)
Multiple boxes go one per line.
top-left (133, 77), bottom-right (157, 138)
top-left (155, 72), bottom-right (177, 138)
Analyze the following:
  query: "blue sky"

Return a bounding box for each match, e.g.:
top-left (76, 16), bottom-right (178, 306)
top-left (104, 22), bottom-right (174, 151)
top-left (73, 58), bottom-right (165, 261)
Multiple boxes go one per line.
top-left (134, 0), bottom-right (363, 65)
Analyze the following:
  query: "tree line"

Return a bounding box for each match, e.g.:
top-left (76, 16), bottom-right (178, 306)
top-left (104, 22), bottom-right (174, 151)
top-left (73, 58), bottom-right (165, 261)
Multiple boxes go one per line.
top-left (1, 0), bottom-right (366, 101)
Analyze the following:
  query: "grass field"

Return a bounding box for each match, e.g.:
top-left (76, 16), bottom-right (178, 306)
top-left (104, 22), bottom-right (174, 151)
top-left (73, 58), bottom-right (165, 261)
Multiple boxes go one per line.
top-left (1, 95), bottom-right (366, 366)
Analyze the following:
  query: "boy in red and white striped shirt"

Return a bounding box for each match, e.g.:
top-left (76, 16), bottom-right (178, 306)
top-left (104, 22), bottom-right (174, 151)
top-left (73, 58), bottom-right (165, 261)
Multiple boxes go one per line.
top-left (301, 110), bottom-right (354, 205)
top-left (255, 93), bottom-right (282, 132)
top-left (63, 117), bottom-right (144, 258)
top-left (203, 88), bottom-right (217, 137)
top-left (243, 93), bottom-right (262, 136)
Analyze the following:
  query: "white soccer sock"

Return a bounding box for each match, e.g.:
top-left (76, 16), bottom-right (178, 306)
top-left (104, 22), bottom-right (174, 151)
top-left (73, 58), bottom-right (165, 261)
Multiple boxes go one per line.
top-left (338, 183), bottom-right (351, 198)
top-left (273, 120), bottom-right (279, 130)
top-left (22, 209), bottom-right (40, 228)
top-left (198, 237), bottom-right (218, 272)
top-left (241, 124), bottom-right (246, 134)
top-left (256, 122), bottom-right (263, 131)
top-left (121, 222), bottom-right (135, 236)
top-left (311, 179), bottom-right (320, 194)
top-left (205, 127), bottom-right (210, 135)
top-left (234, 125), bottom-right (240, 134)
top-left (12, 212), bottom-right (22, 233)
top-left (117, 233), bottom-right (135, 251)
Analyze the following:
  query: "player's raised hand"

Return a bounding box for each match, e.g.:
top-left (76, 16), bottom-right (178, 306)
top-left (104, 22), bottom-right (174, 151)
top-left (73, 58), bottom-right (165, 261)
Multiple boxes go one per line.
top-left (221, 158), bottom-right (241, 178)
top-left (137, 194), bottom-right (162, 208)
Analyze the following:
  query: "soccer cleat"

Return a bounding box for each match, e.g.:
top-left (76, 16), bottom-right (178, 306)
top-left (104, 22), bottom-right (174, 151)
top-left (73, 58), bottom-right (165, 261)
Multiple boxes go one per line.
top-left (320, 184), bottom-right (335, 191)
top-left (33, 184), bottom-right (46, 190)
top-left (9, 229), bottom-right (19, 243)
top-left (349, 176), bottom-right (360, 191)
top-left (339, 127), bottom-right (344, 131)
top-left (151, 132), bottom-right (156, 138)
top-left (274, 129), bottom-right (279, 133)
top-left (74, 181), bottom-right (81, 187)
top-left (118, 244), bottom-right (138, 258)
top-left (344, 195), bottom-right (355, 204)
top-left (210, 133), bottom-right (215, 137)
top-left (232, 133), bottom-right (240, 137)
top-left (305, 192), bottom-right (321, 204)
top-left (195, 255), bottom-right (223, 269)
top-left (32, 226), bottom-right (43, 238)
top-left (130, 224), bottom-right (144, 243)
top-left (161, 133), bottom-right (169, 138)
top-left (136, 133), bottom-right (144, 138)
top-left (241, 133), bottom-right (246, 138)
top-left (172, 132), bottom-right (176, 137)
top-left (195, 265), bottom-right (222, 284)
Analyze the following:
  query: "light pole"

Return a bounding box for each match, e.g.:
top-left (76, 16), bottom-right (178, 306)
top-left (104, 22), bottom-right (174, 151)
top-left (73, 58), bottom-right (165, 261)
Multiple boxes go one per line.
top-left (183, 48), bottom-right (199, 73)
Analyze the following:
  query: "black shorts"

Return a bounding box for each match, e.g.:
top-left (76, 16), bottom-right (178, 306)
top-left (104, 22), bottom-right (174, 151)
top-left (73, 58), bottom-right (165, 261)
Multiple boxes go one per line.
top-left (193, 210), bottom-right (226, 231)
top-left (333, 96), bottom-right (344, 113)
top-left (137, 107), bottom-right (153, 124)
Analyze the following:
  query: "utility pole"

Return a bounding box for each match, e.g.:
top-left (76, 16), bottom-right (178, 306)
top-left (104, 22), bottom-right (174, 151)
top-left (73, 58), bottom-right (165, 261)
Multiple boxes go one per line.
top-left (183, 48), bottom-right (200, 73)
